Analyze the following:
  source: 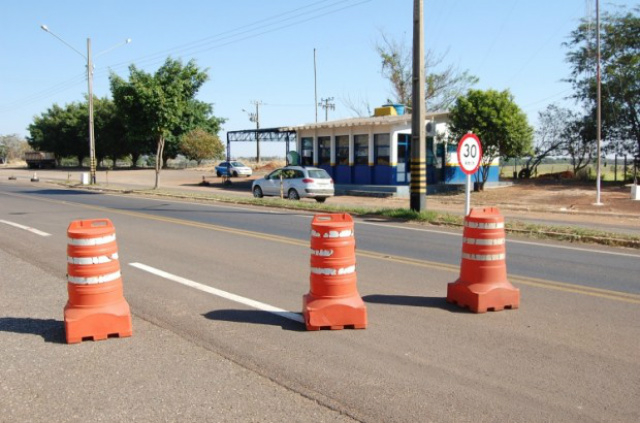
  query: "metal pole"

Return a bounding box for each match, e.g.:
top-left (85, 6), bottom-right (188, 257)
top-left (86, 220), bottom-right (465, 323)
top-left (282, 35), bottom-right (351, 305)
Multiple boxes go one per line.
top-left (595, 0), bottom-right (603, 204)
top-left (87, 38), bottom-right (96, 185)
top-left (410, 0), bottom-right (426, 212)
top-left (465, 174), bottom-right (471, 216)
top-left (255, 101), bottom-right (260, 163)
top-left (314, 48), bottom-right (318, 123)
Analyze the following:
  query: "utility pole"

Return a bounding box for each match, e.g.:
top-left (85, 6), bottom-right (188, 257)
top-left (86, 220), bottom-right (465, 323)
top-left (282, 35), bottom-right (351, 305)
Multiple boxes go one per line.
top-left (244, 101), bottom-right (263, 163)
top-left (410, 0), bottom-right (426, 212)
top-left (595, 0), bottom-right (603, 205)
top-left (87, 38), bottom-right (96, 184)
top-left (40, 25), bottom-right (130, 185)
top-left (318, 97), bottom-right (335, 122)
top-left (314, 48), bottom-right (318, 123)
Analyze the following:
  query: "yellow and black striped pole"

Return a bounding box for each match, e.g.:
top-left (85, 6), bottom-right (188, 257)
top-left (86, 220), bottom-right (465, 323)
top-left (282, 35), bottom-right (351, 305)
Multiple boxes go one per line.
top-left (410, 158), bottom-right (426, 210)
top-left (410, 0), bottom-right (426, 212)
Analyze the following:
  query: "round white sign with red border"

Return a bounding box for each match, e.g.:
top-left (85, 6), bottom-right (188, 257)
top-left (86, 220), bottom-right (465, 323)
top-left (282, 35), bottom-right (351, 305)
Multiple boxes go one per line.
top-left (457, 133), bottom-right (483, 175)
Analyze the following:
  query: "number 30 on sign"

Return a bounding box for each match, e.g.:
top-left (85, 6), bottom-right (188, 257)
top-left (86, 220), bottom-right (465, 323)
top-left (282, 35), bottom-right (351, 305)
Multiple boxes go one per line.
top-left (456, 133), bottom-right (483, 175)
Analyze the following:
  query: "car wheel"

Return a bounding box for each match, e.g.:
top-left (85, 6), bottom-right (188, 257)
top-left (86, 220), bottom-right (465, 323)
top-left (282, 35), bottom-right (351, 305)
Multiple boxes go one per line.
top-left (288, 189), bottom-right (300, 200)
top-left (315, 197), bottom-right (327, 203)
top-left (253, 186), bottom-right (263, 198)
top-left (232, 171), bottom-right (238, 177)
top-left (216, 171), bottom-right (221, 177)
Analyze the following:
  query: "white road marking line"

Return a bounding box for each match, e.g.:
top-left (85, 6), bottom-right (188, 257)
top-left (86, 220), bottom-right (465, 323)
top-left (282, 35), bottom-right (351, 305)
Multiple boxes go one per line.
top-left (129, 262), bottom-right (305, 324)
top-left (0, 220), bottom-right (51, 237)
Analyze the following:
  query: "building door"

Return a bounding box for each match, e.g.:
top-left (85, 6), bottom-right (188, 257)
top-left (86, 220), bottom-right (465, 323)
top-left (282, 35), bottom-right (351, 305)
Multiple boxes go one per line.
top-left (397, 134), bottom-right (411, 183)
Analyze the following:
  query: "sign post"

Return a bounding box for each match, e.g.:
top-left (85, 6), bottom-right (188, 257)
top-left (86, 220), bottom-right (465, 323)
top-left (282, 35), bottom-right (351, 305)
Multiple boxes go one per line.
top-left (457, 133), bottom-right (483, 216)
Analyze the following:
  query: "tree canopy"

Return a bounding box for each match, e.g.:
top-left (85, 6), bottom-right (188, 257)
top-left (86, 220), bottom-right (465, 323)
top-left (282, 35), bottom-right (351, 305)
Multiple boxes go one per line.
top-left (565, 5), bottom-right (640, 160)
top-left (179, 128), bottom-right (224, 164)
top-left (449, 89), bottom-right (533, 188)
top-left (110, 58), bottom-right (212, 188)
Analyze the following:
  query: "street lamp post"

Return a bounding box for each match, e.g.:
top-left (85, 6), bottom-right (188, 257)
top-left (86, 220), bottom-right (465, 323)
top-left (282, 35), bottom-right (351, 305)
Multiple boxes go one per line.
top-left (41, 25), bottom-right (130, 184)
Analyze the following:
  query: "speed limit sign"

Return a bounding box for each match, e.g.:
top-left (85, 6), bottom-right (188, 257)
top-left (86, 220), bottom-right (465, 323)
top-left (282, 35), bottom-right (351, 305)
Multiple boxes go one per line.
top-left (457, 133), bottom-right (482, 175)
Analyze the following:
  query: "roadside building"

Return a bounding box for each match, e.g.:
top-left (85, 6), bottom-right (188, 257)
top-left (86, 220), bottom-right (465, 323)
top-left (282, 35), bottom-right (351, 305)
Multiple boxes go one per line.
top-left (286, 108), bottom-right (499, 188)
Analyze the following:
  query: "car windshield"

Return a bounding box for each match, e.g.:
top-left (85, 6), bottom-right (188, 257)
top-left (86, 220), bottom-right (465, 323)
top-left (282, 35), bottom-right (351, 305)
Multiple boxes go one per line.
top-left (308, 169), bottom-right (330, 179)
top-left (230, 161), bottom-right (245, 167)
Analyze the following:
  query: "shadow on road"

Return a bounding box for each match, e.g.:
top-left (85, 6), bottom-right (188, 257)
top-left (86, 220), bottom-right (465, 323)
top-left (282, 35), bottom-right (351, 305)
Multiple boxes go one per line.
top-left (203, 309), bottom-right (306, 331)
top-left (362, 294), bottom-right (468, 313)
top-left (0, 317), bottom-right (66, 343)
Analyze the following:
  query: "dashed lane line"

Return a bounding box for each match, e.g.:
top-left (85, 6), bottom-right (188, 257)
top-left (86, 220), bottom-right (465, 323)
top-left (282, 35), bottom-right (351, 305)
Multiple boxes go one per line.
top-left (0, 219), bottom-right (51, 237)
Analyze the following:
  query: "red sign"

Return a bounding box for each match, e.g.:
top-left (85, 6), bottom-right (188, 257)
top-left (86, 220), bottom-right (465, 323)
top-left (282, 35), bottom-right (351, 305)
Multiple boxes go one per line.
top-left (457, 133), bottom-right (483, 175)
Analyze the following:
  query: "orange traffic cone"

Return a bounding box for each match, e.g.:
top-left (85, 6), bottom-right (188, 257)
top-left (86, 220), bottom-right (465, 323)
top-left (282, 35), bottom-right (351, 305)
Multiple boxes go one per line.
top-left (447, 207), bottom-right (519, 313)
top-left (303, 213), bottom-right (367, 330)
top-left (64, 219), bottom-right (132, 343)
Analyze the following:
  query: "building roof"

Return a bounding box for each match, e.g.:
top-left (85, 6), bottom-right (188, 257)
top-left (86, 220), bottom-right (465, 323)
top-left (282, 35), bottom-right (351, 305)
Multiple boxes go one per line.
top-left (283, 110), bottom-right (449, 132)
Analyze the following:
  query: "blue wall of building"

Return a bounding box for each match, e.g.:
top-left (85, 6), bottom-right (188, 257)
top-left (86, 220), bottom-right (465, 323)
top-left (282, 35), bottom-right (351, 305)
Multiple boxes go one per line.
top-left (322, 164), bottom-right (500, 185)
top-left (353, 165), bottom-right (372, 184)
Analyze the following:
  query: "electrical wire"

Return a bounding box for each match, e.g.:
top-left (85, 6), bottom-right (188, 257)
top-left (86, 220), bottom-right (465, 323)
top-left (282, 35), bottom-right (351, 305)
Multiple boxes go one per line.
top-left (1, 0), bottom-right (370, 112)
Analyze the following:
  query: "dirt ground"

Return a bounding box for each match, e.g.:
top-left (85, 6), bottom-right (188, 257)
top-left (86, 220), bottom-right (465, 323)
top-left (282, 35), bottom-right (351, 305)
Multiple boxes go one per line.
top-left (1, 163), bottom-right (639, 232)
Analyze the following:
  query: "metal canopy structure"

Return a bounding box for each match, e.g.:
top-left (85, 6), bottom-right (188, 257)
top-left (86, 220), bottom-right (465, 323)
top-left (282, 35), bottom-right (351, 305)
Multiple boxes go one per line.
top-left (225, 127), bottom-right (297, 164)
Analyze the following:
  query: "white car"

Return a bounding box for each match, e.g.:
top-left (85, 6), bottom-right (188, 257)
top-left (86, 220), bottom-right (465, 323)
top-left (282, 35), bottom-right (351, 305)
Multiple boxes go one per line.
top-left (215, 161), bottom-right (252, 177)
top-left (252, 166), bottom-right (334, 202)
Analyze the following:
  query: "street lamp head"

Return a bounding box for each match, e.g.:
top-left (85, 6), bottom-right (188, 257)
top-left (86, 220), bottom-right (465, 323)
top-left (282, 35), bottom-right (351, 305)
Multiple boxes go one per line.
top-left (41, 24), bottom-right (49, 32)
top-left (126, 38), bottom-right (132, 44)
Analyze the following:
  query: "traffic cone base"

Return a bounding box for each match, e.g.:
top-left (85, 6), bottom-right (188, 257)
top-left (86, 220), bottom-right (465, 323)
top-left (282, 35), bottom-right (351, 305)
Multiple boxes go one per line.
top-left (447, 281), bottom-right (519, 313)
top-left (64, 298), bottom-right (132, 343)
top-left (303, 294), bottom-right (367, 330)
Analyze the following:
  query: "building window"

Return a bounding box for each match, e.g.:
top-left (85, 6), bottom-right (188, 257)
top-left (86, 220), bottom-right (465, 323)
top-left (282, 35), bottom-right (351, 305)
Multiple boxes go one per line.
top-left (318, 136), bottom-right (330, 165)
top-left (427, 137), bottom-right (435, 165)
top-left (354, 134), bottom-right (368, 165)
top-left (374, 133), bottom-right (390, 165)
top-left (301, 137), bottom-right (313, 166)
top-left (336, 135), bottom-right (349, 165)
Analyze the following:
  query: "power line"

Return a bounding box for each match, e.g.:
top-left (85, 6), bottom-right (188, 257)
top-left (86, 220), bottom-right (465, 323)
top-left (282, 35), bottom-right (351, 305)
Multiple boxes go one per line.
top-left (105, 0), bottom-right (371, 74)
top-left (2, 0), bottom-right (371, 113)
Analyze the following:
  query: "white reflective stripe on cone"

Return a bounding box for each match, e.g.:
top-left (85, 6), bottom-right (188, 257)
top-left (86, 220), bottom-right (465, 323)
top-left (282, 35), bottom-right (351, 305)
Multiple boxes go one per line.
top-left (323, 230), bottom-right (353, 238)
top-left (67, 270), bottom-right (121, 285)
top-left (465, 221), bottom-right (504, 230)
top-left (462, 253), bottom-right (506, 261)
top-left (462, 237), bottom-right (505, 246)
top-left (67, 234), bottom-right (116, 246)
top-left (67, 253), bottom-right (119, 265)
top-left (310, 265), bottom-right (356, 276)
top-left (311, 249), bottom-right (334, 257)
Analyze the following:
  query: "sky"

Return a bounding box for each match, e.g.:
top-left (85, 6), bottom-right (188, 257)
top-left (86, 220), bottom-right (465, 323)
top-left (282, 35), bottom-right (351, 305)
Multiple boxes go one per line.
top-left (1, 0), bottom-right (634, 157)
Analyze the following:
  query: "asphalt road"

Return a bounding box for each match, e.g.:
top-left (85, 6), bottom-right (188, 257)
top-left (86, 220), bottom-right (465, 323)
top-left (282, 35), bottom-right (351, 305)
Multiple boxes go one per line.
top-left (1, 181), bottom-right (639, 423)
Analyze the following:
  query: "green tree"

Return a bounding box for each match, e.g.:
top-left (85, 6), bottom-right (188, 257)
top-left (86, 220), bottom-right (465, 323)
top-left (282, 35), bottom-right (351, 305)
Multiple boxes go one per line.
top-left (28, 102), bottom-right (87, 165)
top-left (92, 97), bottom-right (127, 166)
top-left (163, 99), bottom-right (226, 166)
top-left (565, 6), bottom-right (640, 162)
top-left (376, 32), bottom-right (478, 111)
top-left (449, 89), bottom-right (533, 189)
top-left (179, 128), bottom-right (225, 164)
top-left (110, 58), bottom-right (209, 188)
